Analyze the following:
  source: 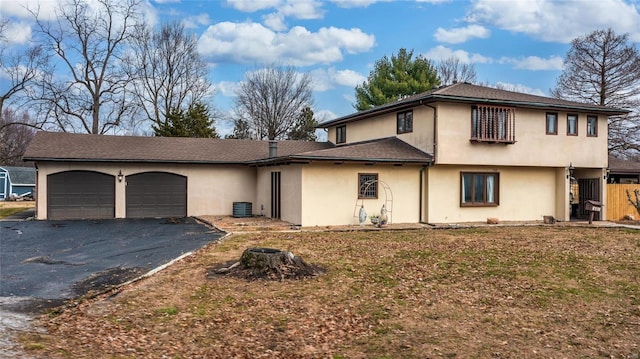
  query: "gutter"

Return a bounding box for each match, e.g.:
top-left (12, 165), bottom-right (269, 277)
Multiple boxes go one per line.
top-left (429, 95), bottom-right (630, 115)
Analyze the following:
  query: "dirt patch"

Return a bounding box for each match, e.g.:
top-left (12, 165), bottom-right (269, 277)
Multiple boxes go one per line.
top-left (199, 215), bottom-right (296, 232)
top-left (71, 267), bottom-right (148, 297)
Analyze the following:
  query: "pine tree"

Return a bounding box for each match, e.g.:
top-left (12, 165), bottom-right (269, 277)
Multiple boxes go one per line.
top-left (354, 48), bottom-right (440, 111)
top-left (153, 103), bottom-right (218, 138)
top-left (287, 107), bottom-right (318, 141)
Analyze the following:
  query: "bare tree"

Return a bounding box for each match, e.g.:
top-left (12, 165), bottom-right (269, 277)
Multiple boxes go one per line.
top-left (437, 56), bottom-right (477, 85)
top-left (552, 28), bottom-right (640, 158)
top-left (234, 65), bottom-right (314, 140)
top-left (0, 18), bottom-right (50, 126)
top-left (0, 109), bottom-right (36, 165)
top-left (125, 22), bottom-right (212, 130)
top-left (29, 0), bottom-right (142, 134)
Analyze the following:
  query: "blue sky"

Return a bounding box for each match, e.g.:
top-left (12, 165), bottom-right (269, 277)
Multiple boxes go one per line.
top-left (3, 0), bottom-right (640, 136)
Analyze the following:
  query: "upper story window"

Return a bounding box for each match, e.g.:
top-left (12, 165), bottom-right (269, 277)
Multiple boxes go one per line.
top-left (336, 125), bottom-right (346, 144)
top-left (461, 172), bottom-right (499, 206)
top-left (546, 112), bottom-right (558, 135)
top-left (358, 173), bottom-right (378, 199)
top-left (470, 105), bottom-right (516, 144)
top-left (397, 110), bottom-right (413, 134)
top-left (587, 115), bottom-right (598, 137)
top-left (567, 114), bottom-right (578, 136)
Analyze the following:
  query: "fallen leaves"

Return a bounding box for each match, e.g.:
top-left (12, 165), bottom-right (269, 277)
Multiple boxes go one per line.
top-left (19, 226), bottom-right (640, 358)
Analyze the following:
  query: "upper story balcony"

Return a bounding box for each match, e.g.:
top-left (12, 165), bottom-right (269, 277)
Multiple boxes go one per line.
top-left (470, 105), bottom-right (516, 144)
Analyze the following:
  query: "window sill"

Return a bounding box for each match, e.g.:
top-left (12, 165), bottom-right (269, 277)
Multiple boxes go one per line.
top-left (470, 139), bottom-right (516, 144)
top-left (461, 203), bottom-right (499, 207)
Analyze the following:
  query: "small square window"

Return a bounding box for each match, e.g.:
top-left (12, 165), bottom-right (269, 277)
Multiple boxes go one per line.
top-left (358, 173), bottom-right (378, 199)
top-left (546, 112), bottom-right (558, 135)
top-left (567, 114), bottom-right (578, 136)
top-left (336, 125), bottom-right (346, 144)
top-left (461, 172), bottom-right (499, 206)
top-left (397, 110), bottom-right (413, 134)
top-left (587, 115), bottom-right (597, 137)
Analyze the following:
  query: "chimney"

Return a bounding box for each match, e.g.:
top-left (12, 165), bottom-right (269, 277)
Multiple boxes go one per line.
top-left (269, 141), bottom-right (277, 158)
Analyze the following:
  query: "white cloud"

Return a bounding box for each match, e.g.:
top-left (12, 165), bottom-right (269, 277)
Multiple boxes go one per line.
top-left (227, 0), bottom-right (324, 31)
top-left (309, 67), bottom-right (366, 91)
top-left (494, 82), bottom-right (546, 96)
top-left (225, 0), bottom-right (281, 12)
top-left (2, 20), bottom-right (32, 45)
top-left (214, 81), bottom-right (240, 97)
top-left (434, 25), bottom-right (490, 44)
top-left (499, 55), bottom-right (564, 71)
top-left (423, 45), bottom-right (491, 64)
top-left (263, 13), bottom-right (287, 31)
top-left (1, 0), bottom-right (58, 21)
top-left (467, 0), bottom-right (640, 43)
top-left (329, 0), bottom-right (383, 8)
top-left (198, 22), bottom-right (375, 66)
top-left (182, 13), bottom-right (211, 29)
top-left (278, 0), bottom-right (324, 19)
top-left (314, 109), bottom-right (337, 124)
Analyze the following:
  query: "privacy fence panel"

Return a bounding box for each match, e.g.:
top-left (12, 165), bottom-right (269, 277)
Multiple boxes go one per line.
top-left (606, 184), bottom-right (640, 220)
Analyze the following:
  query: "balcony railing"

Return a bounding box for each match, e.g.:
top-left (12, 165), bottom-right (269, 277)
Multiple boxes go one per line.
top-left (470, 105), bottom-right (516, 144)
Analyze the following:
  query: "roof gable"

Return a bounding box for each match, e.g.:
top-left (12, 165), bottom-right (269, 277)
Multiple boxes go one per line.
top-left (0, 166), bottom-right (36, 184)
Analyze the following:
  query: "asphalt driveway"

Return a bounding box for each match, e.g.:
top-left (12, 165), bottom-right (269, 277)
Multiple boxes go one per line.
top-left (0, 217), bottom-right (222, 313)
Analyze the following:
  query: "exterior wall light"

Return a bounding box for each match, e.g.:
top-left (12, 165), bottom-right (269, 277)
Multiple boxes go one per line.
top-left (568, 162), bottom-right (575, 179)
top-left (118, 170), bottom-right (123, 183)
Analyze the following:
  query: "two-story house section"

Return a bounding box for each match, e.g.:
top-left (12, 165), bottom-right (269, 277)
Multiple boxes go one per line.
top-left (319, 82), bottom-right (629, 224)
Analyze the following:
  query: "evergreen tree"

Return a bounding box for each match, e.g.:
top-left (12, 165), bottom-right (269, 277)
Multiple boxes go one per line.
top-left (153, 102), bottom-right (219, 138)
top-left (287, 107), bottom-right (318, 141)
top-left (354, 48), bottom-right (440, 111)
top-left (225, 118), bottom-right (253, 139)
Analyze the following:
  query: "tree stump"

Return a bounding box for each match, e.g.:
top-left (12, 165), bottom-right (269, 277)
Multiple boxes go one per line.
top-left (208, 247), bottom-right (323, 280)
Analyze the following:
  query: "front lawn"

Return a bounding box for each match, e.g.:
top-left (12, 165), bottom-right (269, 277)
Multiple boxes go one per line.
top-left (23, 226), bottom-right (640, 358)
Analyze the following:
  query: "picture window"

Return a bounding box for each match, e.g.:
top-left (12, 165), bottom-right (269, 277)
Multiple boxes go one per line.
top-left (461, 172), bottom-right (499, 206)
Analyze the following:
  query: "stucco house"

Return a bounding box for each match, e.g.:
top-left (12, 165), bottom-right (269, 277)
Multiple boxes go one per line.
top-left (23, 82), bottom-right (628, 225)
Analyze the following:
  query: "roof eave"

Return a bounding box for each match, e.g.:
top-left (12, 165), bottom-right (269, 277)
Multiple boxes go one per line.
top-left (430, 95), bottom-right (630, 115)
top-left (23, 157), bottom-right (248, 165)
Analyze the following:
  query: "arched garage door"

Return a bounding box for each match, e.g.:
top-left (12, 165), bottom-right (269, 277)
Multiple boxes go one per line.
top-left (126, 172), bottom-right (186, 218)
top-left (47, 171), bottom-right (115, 220)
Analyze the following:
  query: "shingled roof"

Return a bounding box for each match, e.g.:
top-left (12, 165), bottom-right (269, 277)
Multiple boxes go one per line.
top-left (320, 82), bottom-right (631, 127)
top-left (23, 132), bottom-right (431, 165)
top-left (23, 132), bottom-right (334, 164)
top-left (609, 156), bottom-right (640, 174)
top-left (284, 137), bottom-right (433, 165)
top-left (0, 166), bottom-right (35, 185)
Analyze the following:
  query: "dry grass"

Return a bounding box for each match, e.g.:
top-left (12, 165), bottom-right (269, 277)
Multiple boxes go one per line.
top-left (20, 225), bottom-right (640, 358)
top-left (0, 200), bottom-right (34, 218)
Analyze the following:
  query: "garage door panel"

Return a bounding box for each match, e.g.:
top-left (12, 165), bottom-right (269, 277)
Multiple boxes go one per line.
top-left (126, 172), bottom-right (186, 218)
top-left (48, 171), bottom-right (115, 220)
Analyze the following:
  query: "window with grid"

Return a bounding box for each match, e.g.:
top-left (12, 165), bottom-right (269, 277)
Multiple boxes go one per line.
top-left (470, 105), bottom-right (516, 143)
top-left (546, 112), bottom-right (558, 135)
top-left (587, 115), bottom-right (597, 137)
top-left (358, 173), bottom-right (378, 199)
top-left (336, 125), bottom-right (346, 144)
top-left (567, 114), bottom-right (578, 136)
top-left (461, 172), bottom-right (499, 206)
top-left (397, 110), bottom-right (413, 134)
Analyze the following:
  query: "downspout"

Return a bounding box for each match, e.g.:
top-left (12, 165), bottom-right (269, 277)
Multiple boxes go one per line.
top-left (420, 101), bottom-right (438, 163)
top-left (419, 165), bottom-right (425, 223)
top-left (420, 101), bottom-right (437, 225)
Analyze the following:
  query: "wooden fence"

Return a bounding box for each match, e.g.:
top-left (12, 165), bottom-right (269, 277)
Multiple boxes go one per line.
top-left (606, 184), bottom-right (640, 220)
